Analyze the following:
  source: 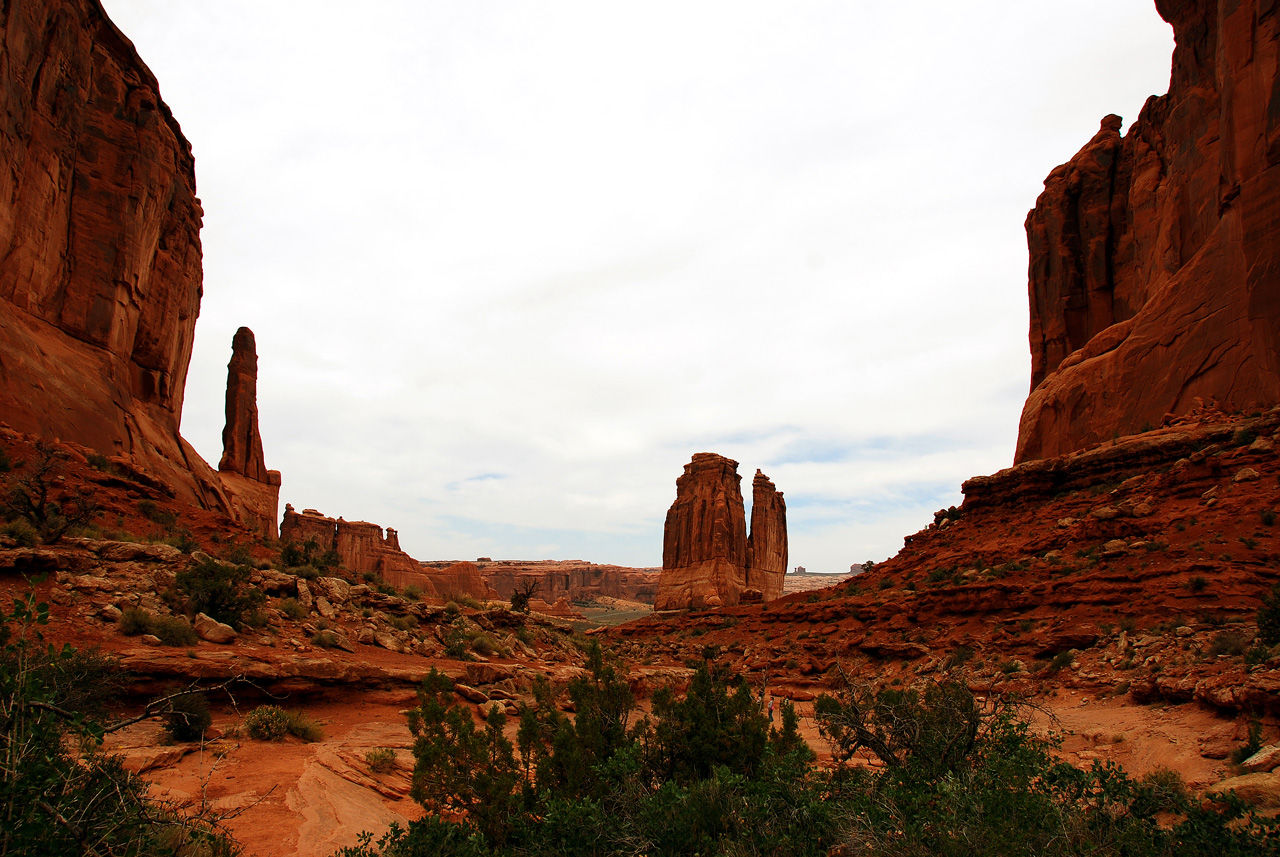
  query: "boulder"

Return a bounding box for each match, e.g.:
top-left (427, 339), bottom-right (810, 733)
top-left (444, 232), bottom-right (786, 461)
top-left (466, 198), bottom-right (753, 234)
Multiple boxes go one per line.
top-left (193, 613), bottom-right (237, 644)
top-left (1243, 744), bottom-right (1280, 774)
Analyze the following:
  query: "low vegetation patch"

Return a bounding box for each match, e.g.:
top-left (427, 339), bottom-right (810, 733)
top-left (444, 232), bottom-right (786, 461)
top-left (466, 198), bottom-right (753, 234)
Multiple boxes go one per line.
top-left (118, 608), bottom-right (199, 647)
top-left (244, 705), bottom-right (324, 743)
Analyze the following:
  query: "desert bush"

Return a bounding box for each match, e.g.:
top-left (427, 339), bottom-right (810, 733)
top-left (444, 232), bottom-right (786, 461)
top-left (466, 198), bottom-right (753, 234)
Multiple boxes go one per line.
top-left (245, 705), bottom-right (324, 743)
top-left (1, 519), bottom-right (37, 547)
top-left (510, 579), bottom-right (540, 613)
top-left (118, 608), bottom-right (198, 646)
top-left (281, 536), bottom-right (341, 572)
top-left (312, 629), bottom-right (340, 648)
top-left (403, 584), bottom-right (423, 601)
top-left (164, 691), bottom-right (212, 742)
top-left (365, 748), bottom-right (397, 774)
top-left (1208, 630), bottom-right (1250, 658)
top-left (245, 704), bottom-right (290, 740)
top-left (388, 614), bottom-right (416, 632)
top-left (280, 597), bottom-right (307, 621)
top-left (172, 556), bottom-right (263, 628)
top-left (1188, 575), bottom-right (1209, 593)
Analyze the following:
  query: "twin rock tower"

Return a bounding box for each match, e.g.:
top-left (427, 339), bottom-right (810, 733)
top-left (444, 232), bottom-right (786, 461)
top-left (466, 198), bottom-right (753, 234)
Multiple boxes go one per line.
top-left (657, 453), bottom-right (788, 610)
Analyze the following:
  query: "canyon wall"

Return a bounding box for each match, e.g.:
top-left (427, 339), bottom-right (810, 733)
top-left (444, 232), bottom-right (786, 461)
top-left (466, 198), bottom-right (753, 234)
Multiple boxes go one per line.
top-left (1018, 0), bottom-right (1280, 462)
top-left (0, 1), bottom-right (277, 525)
top-left (656, 453), bottom-right (788, 610)
top-left (439, 560), bottom-right (660, 604)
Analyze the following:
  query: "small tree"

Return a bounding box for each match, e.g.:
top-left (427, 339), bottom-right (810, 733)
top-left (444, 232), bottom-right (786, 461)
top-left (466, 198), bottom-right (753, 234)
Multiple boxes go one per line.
top-left (1, 441), bottom-right (99, 543)
top-left (510, 579), bottom-right (540, 613)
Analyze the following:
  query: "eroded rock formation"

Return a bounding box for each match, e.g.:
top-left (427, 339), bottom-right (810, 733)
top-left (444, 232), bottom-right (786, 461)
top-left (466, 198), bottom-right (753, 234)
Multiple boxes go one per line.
top-left (0, 0), bottom-right (226, 505)
top-left (217, 328), bottom-right (281, 538)
top-left (746, 469), bottom-right (788, 600)
top-left (656, 453), bottom-right (787, 610)
top-left (279, 507), bottom-right (496, 602)
top-left (1018, 0), bottom-right (1280, 462)
top-left (0, 2), bottom-right (279, 524)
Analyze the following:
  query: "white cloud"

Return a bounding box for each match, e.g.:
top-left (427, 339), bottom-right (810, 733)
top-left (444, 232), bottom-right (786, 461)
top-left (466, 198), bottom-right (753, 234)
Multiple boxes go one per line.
top-left (102, 0), bottom-right (1174, 571)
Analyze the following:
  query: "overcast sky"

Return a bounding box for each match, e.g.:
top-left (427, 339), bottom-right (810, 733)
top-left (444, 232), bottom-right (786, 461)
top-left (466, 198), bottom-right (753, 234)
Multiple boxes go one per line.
top-left (100, 1), bottom-right (1174, 572)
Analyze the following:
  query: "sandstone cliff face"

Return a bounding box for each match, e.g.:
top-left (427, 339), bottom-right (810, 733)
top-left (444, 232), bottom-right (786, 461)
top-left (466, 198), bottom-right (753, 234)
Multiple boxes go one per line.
top-left (217, 327), bottom-right (281, 538)
top-left (745, 470), bottom-right (788, 601)
top-left (0, 0), bottom-right (230, 507)
top-left (656, 454), bottom-right (787, 610)
top-left (1018, 0), bottom-right (1280, 462)
top-left (279, 507), bottom-right (496, 602)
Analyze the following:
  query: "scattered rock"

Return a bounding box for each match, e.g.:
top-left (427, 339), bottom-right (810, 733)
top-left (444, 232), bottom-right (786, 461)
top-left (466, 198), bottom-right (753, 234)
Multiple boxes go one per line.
top-left (1233, 467), bottom-right (1261, 483)
top-left (193, 613), bottom-right (237, 644)
top-left (1242, 744), bottom-right (1280, 774)
top-left (1208, 772), bottom-right (1280, 808)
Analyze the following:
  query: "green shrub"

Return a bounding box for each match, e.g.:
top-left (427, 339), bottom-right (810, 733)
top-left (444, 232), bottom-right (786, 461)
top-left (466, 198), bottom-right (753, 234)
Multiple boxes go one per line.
top-left (0, 448), bottom-right (11, 472)
top-left (280, 598), bottom-right (306, 621)
top-left (172, 556), bottom-right (263, 628)
top-left (365, 748), bottom-right (397, 774)
top-left (245, 705), bottom-right (291, 740)
top-left (403, 585), bottom-right (423, 601)
top-left (163, 691), bottom-right (212, 742)
top-left (118, 609), bottom-right (197, 646)
top-left (1, 519), bottom-right (37, 547)
top-left (1262, 509), bottom-right (1276, 526)
top-left (1188, 575), bottom-right (1209, 593)
top-left (289, 564), bottom-right (321, 580)
top-left (284, 709), bottom-right (325, 743)
top-left (245, 704), bottom-right (324, 743)
top-left (388, 614), bottom-right (416, 632)
top-left (312, 630), bottom-right (340, 648)
top-left (149, 615), bottom-right (199, 647)
top-left (470, 632), bottom-right (497, 657)
top-left (280, 536), bottom-right (341, 572)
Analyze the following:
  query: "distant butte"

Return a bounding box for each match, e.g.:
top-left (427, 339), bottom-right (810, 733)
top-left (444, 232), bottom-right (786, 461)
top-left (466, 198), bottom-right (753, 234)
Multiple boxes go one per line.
top-left (656, 453), bottom-right (788, 610)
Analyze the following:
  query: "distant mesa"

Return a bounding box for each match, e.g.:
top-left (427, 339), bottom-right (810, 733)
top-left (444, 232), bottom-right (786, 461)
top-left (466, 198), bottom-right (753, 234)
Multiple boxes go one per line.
top-left (1018, 0), bottom-right (1280, 462)
top-left (656, 453), bottom-right (788, 610)
top-left (427, 559), bottom-right (659, 605)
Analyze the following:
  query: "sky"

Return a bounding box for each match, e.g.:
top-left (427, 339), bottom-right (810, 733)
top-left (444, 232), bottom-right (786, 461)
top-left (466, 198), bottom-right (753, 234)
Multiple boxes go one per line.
top-left (99, 1), bottom-right (1175, 573)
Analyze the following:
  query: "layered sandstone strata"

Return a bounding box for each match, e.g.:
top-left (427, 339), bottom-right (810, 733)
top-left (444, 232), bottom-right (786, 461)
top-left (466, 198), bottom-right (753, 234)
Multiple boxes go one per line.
top-left (438, 560), bottom-right (660, 604)
top-left (1018, 0), bottom-right (1280, 462)
top-left (656, 454), bottom-right (788, 610)
top-left (217, 328), bottom-right (281, 538)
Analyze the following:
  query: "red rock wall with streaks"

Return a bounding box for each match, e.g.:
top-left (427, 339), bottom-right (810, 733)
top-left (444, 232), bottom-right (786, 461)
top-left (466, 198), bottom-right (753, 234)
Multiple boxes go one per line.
top-left (1018, 0), bottom-right (1280, 462)
top-left (0, 0), bottom-right (231, 509)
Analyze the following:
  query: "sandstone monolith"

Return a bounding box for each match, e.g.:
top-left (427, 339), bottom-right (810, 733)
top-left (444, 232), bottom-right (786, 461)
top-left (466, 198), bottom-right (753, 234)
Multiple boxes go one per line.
top-left (217, 327), bottom-right (281, 537)
top-left (745, 469), bottom-right (788, 601)
top-left (657, 454), bottom-right (788, 610)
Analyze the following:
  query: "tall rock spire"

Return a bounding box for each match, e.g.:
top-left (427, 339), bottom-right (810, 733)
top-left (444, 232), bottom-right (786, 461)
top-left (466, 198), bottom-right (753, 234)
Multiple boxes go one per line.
top-left (219, 327), bottom-right (268, 480)
top-left (745, 469), bottom-right (787, 600)
top-left (216, 326), bottom-right (281, 537)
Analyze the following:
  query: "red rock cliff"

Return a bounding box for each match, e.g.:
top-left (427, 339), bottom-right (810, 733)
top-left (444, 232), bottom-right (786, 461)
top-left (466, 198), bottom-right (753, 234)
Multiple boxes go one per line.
top-left (0, 1), bottom-right (260, 515)
top-left (1018, 0), bottom-right (1280, 462)
top-left (745, 469), bottom-right (788, 601)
